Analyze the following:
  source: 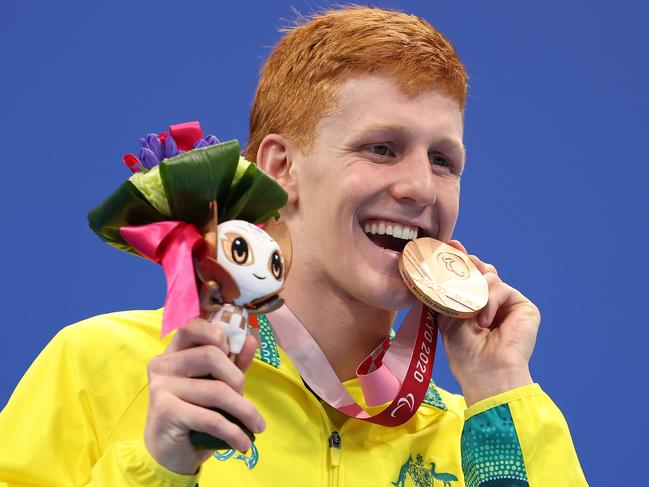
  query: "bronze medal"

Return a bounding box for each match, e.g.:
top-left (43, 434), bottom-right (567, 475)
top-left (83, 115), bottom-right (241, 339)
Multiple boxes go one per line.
top-left (398, 238), bottom-right (488, 318)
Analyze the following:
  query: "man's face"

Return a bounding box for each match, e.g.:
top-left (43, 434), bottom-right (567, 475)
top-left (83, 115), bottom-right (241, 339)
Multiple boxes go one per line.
top-left (288, 74), bottom-right (465, 310)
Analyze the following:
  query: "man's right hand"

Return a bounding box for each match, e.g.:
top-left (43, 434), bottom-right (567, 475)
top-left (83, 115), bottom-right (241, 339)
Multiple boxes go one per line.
top-left (144, 317), bottom-right (265, 475)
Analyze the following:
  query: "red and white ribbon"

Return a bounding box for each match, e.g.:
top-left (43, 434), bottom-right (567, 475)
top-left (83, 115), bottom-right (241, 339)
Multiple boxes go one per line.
top-left (267, 302), bottom-right (438, 427)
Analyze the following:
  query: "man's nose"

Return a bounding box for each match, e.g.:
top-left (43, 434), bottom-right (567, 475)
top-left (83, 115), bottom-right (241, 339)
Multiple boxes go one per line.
top-left (388, 152), bottom-right (437, 207)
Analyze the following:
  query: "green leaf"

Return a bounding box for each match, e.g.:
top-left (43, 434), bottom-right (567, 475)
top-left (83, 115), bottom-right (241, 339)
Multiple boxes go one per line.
top-left (87, 180), bottom-right (167, 256)
top-left (222, 156), bottom-right (254, 215)
top-left (159, 140), bottom-right (241, 225)
top-left (129, 165), bottom-right (171, 216)
top-left (222, 157), bottom-right (288, 223)
top-left (222, 160), bottom-right (258, 220)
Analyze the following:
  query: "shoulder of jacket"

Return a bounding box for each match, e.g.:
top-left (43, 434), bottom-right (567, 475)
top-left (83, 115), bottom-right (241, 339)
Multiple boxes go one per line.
top-left (15, 310), bottom-right (167, 449)
top-left (57, 308), bottom-right (165, 346)
top-left (53, 309), bottom-right (167, 377)
top-left (422, 381), bottom-right (466, 418)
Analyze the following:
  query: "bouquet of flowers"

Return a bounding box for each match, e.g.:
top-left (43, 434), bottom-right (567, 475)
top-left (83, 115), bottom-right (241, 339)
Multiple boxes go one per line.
top-left (88, 121), bottom-right (290, 337)
top-left (88, 121), bottom-right (287, 257)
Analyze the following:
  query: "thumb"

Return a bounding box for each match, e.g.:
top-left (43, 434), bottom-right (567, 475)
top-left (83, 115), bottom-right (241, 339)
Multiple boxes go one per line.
top-left (446, 239), bottom-right (469, 255)
top-left (235, 334), bottom-right (260, 373)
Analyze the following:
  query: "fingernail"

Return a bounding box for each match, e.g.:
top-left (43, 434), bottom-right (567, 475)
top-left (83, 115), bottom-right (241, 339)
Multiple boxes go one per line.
top-left (239, 439), bottom-right (252, 453)
top-left (255, 419), bottom-right (266, 433)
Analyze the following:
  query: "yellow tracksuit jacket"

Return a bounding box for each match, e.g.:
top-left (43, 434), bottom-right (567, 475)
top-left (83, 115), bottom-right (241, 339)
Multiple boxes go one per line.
top-left (0, 309), bottom-right (587, 486)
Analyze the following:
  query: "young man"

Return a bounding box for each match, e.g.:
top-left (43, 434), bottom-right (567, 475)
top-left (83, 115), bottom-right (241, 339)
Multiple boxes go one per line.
top-left (0, 6), bottom-right (587, 486)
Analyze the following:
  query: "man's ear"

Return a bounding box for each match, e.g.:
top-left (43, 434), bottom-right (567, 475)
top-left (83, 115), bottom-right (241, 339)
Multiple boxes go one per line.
top-left (256, 134), bottom-right (298, 205)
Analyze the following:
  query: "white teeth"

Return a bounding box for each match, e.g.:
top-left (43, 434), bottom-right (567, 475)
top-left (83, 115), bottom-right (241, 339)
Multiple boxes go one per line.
top-left (363, 220), bottom-right (420, 241)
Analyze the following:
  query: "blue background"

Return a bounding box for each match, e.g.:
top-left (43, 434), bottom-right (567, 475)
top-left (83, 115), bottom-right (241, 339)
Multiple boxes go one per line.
top-left (1, 1), bottom-right (647, 484)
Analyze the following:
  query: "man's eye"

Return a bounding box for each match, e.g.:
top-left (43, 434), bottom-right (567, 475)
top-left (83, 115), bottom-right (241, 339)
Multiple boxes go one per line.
top-left (371, 145), bottom-right (390, 155)
top-left (430, 154), bottom-right (450, 168)
top-left (367, 144), bottom-right (395, 160)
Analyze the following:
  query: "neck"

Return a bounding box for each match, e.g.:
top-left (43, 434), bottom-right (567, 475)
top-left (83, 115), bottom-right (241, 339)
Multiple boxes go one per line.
top-left (281, 270), bottom-right (395, 382)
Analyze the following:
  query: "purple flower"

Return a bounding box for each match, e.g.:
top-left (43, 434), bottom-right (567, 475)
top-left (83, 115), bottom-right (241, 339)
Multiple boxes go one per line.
top-left (145, 133), bottom-right (164, 160)
top-left (193, 138), bottom-right (209, 149)
top-left (124, 125), bottom-right (222, 173)
top-left (204, 134), bottom-right (220, 145)
top-left (164, 135), bottom-right (178, 159)
top-left (139, 147), bottom-right (160, 169)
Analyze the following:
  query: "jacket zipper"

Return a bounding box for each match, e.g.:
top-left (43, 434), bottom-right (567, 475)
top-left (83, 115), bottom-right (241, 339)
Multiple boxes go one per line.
top-left (328, 431), bottom-right (341, 487)
top-left (254, 360), bottom-right (347, 485)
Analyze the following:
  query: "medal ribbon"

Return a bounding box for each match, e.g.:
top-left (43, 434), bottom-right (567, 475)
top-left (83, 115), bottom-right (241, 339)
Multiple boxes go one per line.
top-left (267, 302), bottom-right (438, 427)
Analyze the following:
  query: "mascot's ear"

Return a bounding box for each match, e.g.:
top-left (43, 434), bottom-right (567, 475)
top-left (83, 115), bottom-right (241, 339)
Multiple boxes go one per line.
top-left (201, 201), bottom-right (218, 259)
top-left (195, 200), bottom-right (242, 303)
top-left (263, 217), bottom-right (292, 279)
top-left (195, 252), bottom-right (241, 303)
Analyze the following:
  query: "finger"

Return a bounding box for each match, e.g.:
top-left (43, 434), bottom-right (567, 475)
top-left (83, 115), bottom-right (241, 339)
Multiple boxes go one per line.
top-left (235, 334), bottom-right (260, 373)
top-left (446, 239), bottom-right (469, 255)
top-left (467, 254), bottom-right (499, 277)
top-left (150, 345), bottom-right (246, 394)
top-left (436, 314), bottom-right (481, 350)
top-left (166, 318), bottom-right (229, 355)
top-left (435, 313), bottom-right (462, 336)
top-left (477, 276), bottom-right (513, 328)
top-left (161, 376), bottom-right (265, 434)
top-left (163, 394), bottom-right (254, 452)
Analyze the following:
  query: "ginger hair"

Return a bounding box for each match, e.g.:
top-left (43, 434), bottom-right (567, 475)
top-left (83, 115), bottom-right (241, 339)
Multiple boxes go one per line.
top-left (245, 5), bottom-right (468, 161)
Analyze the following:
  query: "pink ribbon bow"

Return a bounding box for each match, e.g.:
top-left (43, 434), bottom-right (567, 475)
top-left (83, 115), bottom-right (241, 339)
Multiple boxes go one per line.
top-left (120, 221), bottom-right (203, 336)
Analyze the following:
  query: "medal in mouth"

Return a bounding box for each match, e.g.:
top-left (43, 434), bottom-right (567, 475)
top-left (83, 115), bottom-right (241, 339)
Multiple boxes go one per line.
top-left (398, 238), bottom-right (489, 318)
top-left (362, 219), bottom-right (421, 253)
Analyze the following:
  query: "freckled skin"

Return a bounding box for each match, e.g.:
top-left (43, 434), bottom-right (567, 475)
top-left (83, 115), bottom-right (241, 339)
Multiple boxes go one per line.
top-left (284, 75), bottom-right (464, 313)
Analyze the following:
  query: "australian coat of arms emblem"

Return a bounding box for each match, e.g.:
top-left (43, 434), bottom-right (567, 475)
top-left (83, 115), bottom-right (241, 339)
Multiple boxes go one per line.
top-left (392, 453), bottom-right (458, 487)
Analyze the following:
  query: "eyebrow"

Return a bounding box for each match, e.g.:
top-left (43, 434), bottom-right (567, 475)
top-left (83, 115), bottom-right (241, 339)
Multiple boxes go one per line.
top-left (349, 123), bottom-right (466, 162)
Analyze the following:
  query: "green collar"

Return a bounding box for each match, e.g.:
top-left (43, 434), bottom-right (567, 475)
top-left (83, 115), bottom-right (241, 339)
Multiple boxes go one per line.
top-left (254, 314), bottom-right (281, 368)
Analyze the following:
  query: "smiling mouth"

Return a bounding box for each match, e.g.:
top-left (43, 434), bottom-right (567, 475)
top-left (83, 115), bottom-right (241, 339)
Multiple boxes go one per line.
top-left (253, 273), bottom-right (266, 280)
top-left (362, 219), bottom-right (421, 253)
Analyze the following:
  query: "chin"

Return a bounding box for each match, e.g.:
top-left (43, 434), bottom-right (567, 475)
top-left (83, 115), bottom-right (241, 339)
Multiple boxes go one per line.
top-left (356, 272), bottom-right (417, 311)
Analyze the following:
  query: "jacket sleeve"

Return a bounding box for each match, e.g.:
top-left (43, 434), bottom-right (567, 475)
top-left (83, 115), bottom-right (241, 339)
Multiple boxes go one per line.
top-left (460, 383), bottom-right (588, 487)
top-left (0, 324), bottom-right (200, 486)
top-left (84, 440), bottom-right (199, 487)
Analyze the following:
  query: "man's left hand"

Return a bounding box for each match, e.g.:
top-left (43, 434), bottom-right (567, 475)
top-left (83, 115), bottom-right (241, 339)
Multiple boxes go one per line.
top-left (437, 240), bottom-right (540, 407)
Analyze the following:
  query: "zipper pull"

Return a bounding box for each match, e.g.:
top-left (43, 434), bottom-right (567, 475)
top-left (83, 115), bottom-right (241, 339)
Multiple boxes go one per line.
top-left (328, 431), bottom-right (341, 467)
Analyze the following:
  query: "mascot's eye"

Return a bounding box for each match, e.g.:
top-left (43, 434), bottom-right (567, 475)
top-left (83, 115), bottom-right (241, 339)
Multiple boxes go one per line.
top-left (231, 237), bottom-right (249, 264)
top-left (270, 251), bottom-right (283, 280)
top-left (222, 232), bottom-right (254, 266)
